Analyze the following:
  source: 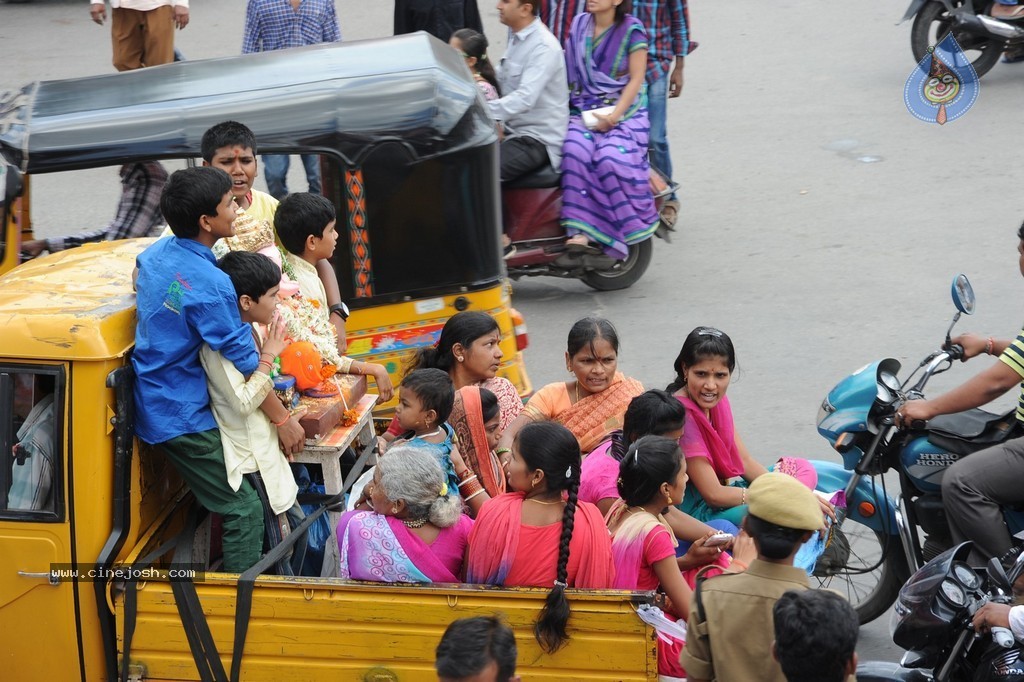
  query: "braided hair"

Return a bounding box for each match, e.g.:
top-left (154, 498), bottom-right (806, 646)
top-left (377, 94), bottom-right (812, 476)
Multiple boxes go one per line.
top-left (665, 326), bottom-right (737, 393)
top-left (609, 389), bottom-right (686, 461)
top-left (515, 421), bottom-right (581, 653)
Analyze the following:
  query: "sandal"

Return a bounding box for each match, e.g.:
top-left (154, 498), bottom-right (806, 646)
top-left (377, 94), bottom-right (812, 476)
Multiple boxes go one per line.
top-left (659, 199), bottom-right (680, 231)
top-left (992, 3), bottom-right (1024, 19)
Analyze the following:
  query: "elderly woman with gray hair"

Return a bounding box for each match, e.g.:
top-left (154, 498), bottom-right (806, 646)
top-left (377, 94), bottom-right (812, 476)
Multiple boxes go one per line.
top-left (337, 445), bottom-right (473, 582)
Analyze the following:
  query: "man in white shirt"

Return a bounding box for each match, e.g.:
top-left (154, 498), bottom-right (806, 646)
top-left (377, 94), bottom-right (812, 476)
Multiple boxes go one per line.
top-left (89, 0), bottom-right (189, 72)
top-left (489, 0), bottom-right (569, 183)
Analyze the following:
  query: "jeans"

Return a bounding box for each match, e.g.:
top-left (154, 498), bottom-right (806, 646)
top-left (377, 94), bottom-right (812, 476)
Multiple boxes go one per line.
top-left (646, 73), bottom-right (676, 201)
top-left (262, 154), bottom-right (322, 200)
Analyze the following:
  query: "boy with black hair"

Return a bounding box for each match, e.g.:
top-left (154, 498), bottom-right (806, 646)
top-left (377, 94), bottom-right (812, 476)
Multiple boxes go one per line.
top-left (274, 192), bottom-right (394, 401)
top-left (435, 615), bottom-right (520, 682)
top-left (200, 251), bottom-right (299, 535)
top-left (681, 473), bottom-right (825, 682)
top-left (772, 590), bottom-right (859, 682)
top-left (132, 166), bottom-right (302, 573)
top-left (201, 120), bottom-right (278, 226)
top-left (199, 120), bottom-right (353, 356)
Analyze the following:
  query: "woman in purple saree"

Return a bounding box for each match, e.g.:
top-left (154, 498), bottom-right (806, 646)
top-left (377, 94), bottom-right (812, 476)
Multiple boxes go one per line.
top-left (561, 1), bottom-right (659, 259)
top-left (338, 445), bottom-right (472, 583)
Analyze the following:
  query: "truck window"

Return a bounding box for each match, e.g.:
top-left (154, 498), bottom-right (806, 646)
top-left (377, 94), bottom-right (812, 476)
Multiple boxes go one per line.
top-left (0, 368), bottom-right (62, 518)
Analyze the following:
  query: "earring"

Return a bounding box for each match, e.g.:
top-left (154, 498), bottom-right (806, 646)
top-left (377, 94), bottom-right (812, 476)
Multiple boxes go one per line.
top-left (665, 492), bottom-right (673, 506)
top-left (456, 356), bottom-right (464, 362)
top-left (531, 479), bottom-right (537, 490)
top-left (391, 506), bottom-right (398, 514)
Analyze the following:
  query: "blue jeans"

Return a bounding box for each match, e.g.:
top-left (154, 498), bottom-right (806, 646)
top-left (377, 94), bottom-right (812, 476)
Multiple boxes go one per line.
top-left (646, 73), bottom-right (676, 201)
top-left (262, 154), bottom-right (322, 200)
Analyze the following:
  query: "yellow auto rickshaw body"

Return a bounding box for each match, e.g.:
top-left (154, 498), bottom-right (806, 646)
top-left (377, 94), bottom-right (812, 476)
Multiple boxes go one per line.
top-left (0, 239), bottom-right (657, 681)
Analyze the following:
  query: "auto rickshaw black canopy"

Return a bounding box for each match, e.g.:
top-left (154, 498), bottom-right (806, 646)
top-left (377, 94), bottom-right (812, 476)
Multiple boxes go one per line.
top-left (0, 34), bottom-right (504, 305)
top-left (0, 34), bottom-right (496, 173)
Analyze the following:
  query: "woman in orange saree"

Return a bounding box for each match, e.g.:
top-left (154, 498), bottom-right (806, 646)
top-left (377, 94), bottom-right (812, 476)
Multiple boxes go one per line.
top-left (499, 317), bottom-right (643, 454)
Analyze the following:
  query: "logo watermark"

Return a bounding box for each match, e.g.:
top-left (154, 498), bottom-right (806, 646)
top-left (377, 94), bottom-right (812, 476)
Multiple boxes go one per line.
top-left (48, 563), bottom-right (206, 582)
top-left (904, 34), bottom-right (980, 125)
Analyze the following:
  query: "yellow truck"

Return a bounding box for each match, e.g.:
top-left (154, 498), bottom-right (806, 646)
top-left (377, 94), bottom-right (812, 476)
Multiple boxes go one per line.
top-left (0, 38), bottom-right (658, 681)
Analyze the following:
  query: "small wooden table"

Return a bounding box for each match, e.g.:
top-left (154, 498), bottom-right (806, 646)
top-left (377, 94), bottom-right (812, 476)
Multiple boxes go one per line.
top-left (292, 393), bottom-right (378, 575)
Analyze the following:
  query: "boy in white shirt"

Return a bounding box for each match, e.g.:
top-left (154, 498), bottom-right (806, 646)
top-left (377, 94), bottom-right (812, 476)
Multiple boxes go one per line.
top-left (200, 250), bottom-right (302, 569)
top-left (274, 193), bottom-right (394, 401)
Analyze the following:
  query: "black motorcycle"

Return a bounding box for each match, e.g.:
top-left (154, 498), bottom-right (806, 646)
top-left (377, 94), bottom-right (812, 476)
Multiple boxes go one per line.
top-left (858, 543), bottom-right (1024, 681)
top-left (903, 0), bottom-right (1024, 78)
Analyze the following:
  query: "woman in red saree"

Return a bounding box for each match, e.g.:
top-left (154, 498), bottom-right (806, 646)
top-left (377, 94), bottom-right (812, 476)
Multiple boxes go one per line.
top-left (466, 422), bottom-right (615, 652)
top-left (500, 317), bottom-right (643, 454)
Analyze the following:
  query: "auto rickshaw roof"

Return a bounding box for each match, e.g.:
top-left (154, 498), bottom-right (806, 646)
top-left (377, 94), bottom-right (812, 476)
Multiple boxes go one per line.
top-left (0, 239), bottom-right (145, 360)
top-left (0, 34), bottom-right (494, 173)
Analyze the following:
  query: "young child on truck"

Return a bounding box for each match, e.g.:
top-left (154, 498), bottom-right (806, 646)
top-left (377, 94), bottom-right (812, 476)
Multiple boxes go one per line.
top-left (274, 192), bottom-right (393, 400)
top-left (201, 250), bottom-right (304, 566)
top-left (132, 166), bottom-right (304, 573)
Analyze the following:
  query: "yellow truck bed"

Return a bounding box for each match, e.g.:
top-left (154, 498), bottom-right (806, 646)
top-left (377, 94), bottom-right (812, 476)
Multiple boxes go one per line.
top-left (116, 577), bottom-right (658, 681)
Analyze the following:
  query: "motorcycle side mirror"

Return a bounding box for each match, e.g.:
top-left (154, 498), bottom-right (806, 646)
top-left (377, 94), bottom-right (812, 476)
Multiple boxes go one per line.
top-left (951, 274), bottom-right (975, 315)
top-left (988, 556), bottom-right (1012, 594)
top-left (945, 274), bottom-right (975, 350)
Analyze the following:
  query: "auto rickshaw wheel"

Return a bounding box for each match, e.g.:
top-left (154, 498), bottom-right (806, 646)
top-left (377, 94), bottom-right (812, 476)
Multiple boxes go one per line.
top-left (581, 238), bottom-right (653, 291)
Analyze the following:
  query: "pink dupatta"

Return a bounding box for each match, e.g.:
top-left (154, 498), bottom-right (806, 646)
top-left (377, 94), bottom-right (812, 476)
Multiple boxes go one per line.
top-left (677, 394), bottom-right (745, 480)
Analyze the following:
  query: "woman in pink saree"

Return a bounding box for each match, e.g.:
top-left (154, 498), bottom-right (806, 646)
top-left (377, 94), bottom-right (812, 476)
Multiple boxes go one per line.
top-left (500, 317), bottom-right (643, 455)
top-left (337, 445), bottom-right (472, 583)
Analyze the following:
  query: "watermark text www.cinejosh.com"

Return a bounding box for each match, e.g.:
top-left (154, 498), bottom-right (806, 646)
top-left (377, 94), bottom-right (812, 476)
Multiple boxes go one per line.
top-left (48, 564), bottom-right (206, 582)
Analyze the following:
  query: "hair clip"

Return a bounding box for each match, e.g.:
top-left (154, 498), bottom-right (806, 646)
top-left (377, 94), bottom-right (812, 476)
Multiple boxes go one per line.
top-left (554, 580), bottom-right (567, 588)
top-left (565, 465), bottom-right (572, 479)
top-left (697, 327), bottom-right (723, 337)
top-left (439, 481), bottom-right (448, 497)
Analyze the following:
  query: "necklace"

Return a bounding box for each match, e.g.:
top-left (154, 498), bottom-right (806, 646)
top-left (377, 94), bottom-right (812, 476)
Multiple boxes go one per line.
top-left (402, 517), bottom-right (428, 528)
top-left (416, 427), bottom-right (444, 440)
top-left (526, 497), bottom-right (563, 506)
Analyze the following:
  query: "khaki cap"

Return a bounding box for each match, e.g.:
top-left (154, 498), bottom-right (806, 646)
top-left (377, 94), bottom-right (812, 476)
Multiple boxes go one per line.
top-left (747, 472), bottom-right (823, 531)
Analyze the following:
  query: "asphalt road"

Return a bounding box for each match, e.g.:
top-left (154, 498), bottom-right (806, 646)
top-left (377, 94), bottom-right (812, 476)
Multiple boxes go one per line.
top-left (6, 0), bottom-right (1024, 668)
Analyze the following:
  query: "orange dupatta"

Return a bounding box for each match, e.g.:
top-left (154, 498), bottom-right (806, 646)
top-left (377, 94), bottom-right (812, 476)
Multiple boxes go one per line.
top-left (561, 373), bottom-right (645, 453)
top-left (451, 386), bottom-right (506, 497)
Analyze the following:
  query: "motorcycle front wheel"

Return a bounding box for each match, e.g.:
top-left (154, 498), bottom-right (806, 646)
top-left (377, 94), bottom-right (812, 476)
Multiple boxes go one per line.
top-left (910, 1), bottom-right (1002, 78)
top-left (813, 520), bottom-right (907, 624)
top-left (581, 238), bottom-right (653, 291)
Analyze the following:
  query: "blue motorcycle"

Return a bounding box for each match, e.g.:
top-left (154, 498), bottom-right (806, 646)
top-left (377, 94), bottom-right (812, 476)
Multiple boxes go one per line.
top-left (812, 274), bottom-right (1024, 624)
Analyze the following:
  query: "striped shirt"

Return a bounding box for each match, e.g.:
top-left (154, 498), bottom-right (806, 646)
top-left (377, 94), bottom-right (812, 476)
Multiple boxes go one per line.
top-left (242, 0), bottom-right (341, 54)
top-left (540, 0), bottom-right (692, 84)
top-left (999, 329), bottom-right (1024, 422)
top-left (46, 161), bottom-right (168, 253)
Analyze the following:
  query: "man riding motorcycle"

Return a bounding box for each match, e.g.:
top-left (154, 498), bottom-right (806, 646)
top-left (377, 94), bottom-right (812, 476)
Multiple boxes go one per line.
top-left (897, 221), bottom-right (1024, 565)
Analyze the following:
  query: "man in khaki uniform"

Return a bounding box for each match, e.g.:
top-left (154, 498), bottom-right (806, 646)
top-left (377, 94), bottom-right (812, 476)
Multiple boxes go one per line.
top-left (681, 473), bottom-right (824, 682)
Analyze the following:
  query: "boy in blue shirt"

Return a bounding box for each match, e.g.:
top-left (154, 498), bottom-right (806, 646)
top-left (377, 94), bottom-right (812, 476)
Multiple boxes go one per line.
top-left (132, 166), bottom-right (301, 572)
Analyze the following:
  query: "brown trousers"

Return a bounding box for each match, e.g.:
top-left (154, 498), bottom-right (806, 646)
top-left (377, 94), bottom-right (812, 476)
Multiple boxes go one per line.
top-left (110, 5), bottom-right (175, 72)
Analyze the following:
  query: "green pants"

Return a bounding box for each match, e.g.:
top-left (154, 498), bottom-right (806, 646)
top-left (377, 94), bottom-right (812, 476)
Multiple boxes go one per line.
top-left (157, 429), bottom-right (264, 573)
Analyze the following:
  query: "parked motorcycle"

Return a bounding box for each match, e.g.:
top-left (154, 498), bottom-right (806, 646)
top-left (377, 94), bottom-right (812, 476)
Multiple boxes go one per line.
top-left (903, 0), bottom-right (1024, 78)
top-left (810, 274), bottom-right (1024, 624)
top-left (856, 542), bottom-right (1024, 681)
top-left (502, 165), bottom-right (674, 291)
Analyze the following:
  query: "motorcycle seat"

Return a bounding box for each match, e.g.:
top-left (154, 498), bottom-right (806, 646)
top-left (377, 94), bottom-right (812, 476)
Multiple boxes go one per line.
top-left (503, 164), bottom-right (562, 189)
top-left (926, 408), bottom-right (1018, 456)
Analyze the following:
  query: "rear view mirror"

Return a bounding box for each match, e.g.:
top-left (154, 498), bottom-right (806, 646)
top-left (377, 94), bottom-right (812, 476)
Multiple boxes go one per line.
top-left (951, 274), bottom-right (975, 315)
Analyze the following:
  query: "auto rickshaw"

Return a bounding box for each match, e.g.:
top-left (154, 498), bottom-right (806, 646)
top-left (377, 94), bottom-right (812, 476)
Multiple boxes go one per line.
top-left (0, 34), bottom-right (530, 413)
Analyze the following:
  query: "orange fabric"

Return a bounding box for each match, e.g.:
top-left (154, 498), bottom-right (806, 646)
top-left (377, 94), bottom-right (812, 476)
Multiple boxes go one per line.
top-left (451, 386), bottom-right (506, 497)
top-left (523, 373), bottom-right (644, 453)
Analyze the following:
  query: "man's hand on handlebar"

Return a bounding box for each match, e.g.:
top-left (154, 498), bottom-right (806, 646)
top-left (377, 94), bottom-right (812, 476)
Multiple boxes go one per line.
top-left (973, 602), bottom-right (1013, 633)
top-left (895, 399), bottom-right (936, 429)
top-left (948, 333), bottom-right (989, 362)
